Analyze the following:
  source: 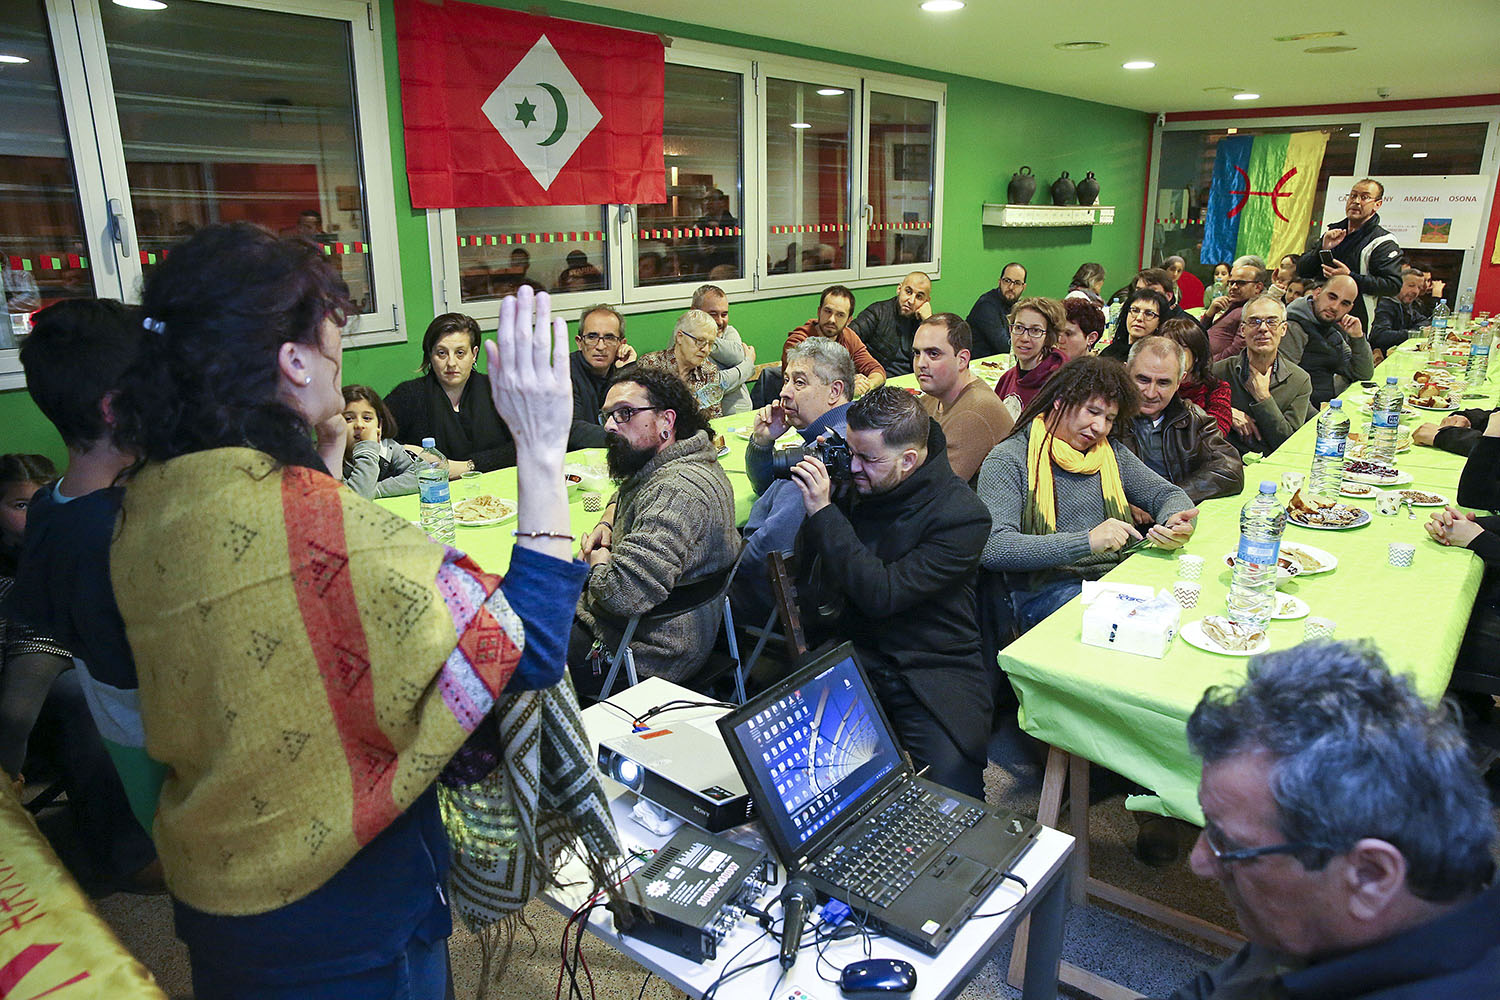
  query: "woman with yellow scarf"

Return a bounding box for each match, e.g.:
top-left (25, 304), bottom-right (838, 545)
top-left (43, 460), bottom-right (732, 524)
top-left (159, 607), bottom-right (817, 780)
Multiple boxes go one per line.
top-left (107, 224), bottom-right (611, 998)
top-left (976, 356), bottom-right (1199, 634)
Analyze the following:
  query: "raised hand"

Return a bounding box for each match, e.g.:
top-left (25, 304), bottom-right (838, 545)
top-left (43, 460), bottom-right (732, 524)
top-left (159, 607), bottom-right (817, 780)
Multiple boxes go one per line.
top-left (485, 285), bottom-right (571, 459)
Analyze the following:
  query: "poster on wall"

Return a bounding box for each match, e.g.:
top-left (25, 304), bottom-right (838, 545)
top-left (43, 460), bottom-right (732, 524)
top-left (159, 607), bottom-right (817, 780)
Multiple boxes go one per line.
top-left (1321, 175), bottom-right (1490, 250)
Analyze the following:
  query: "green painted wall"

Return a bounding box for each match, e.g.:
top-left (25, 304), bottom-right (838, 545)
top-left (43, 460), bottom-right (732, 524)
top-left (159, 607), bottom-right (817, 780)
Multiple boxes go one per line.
top-left (0, 0), bottom-right (1150, 464)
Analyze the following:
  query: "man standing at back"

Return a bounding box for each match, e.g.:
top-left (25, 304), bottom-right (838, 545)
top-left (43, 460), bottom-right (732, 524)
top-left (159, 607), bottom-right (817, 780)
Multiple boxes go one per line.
top-left (1282, 275), bottom-right (1374, 408)
top-left (693, 284), bottom-right (755, 415)
top-left (787, 387), bottom-right (992, 797)
top-left (850, 271), bottom-right (932, 377)
top-left (1296, 177), bottom-right (1403, 331)
top-left (782, 285), bottom-right (886, 395)
top-left (965, 262), bottom-right (1026, 356)
top-left (913, 313), bottom-right (1014, 483)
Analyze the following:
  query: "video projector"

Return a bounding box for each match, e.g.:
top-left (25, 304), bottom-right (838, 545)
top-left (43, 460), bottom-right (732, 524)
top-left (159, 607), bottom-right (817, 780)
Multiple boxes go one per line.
top-left (596, 725), bottom-right (756, 833)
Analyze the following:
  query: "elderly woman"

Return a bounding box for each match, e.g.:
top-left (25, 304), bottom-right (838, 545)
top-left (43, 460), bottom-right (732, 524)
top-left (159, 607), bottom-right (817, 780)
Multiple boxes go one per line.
top-left (635, 308), bottom-right (725, 419)
top-left (384, 312), bottom-right (516, 476)
top-left (1099, 287), bottom-right (1169, 362)
top-left (994, 297), bottom-right (1069, 418)
top-left (107, 223), bottom-right (600, 995)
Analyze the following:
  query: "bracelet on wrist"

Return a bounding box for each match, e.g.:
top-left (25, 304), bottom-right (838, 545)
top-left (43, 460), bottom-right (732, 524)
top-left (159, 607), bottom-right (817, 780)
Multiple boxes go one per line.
top-left (513, 530), bottom-right (575, 541)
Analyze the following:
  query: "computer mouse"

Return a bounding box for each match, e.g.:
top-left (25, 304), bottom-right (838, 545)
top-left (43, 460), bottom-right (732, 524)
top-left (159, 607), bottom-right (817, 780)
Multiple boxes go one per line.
top-left (839, 958), bottom-right (917, 997)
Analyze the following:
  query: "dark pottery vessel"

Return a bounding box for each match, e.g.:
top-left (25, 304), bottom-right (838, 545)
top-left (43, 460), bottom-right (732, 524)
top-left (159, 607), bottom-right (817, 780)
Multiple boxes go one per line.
top-left (1051, 171), bottom-right (1076, 206)
top-left (1007, 166), bottom-right (1036, 205)
top-left (1076, 171), bottom-right (1100, 206)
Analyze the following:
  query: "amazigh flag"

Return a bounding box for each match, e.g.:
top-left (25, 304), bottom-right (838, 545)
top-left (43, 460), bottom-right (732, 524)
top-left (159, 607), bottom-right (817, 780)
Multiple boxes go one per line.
top-left (1202, 131), bottom-right (1329, 267)
top-left (395, 0), bottom-right (665, 208)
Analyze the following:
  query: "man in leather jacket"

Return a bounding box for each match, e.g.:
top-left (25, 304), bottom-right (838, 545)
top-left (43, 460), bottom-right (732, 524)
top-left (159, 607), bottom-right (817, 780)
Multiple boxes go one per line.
top-left (1295, 177), bottom-right (1404, 331)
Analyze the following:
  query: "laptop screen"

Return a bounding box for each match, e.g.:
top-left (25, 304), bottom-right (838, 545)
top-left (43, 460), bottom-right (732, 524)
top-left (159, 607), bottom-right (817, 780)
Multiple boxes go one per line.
top-left (722, 648), bottom-right (904, 860)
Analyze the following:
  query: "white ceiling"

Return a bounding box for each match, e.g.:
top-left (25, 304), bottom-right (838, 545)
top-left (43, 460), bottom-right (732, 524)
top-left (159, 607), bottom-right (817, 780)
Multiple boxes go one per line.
top-left (574, 0), bottom-right (1500, 114)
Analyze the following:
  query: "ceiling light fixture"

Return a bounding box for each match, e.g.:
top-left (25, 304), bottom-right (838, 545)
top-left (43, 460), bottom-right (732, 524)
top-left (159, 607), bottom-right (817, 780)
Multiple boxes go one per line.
top-left (1232, 92), bottom-right (1260, 101)
top-left (790, 122), bottom-right (811, 129)
top-left (919, 0), bottom-right (964, 11)
top-left (1305, 45), bottom-right (1356, 54)
top-left (1384, 142), bottom-right (1402, 148)
top-left (1122, 60), bottom-right (1155, 70)
top-left (1226, 127), bottom-right (1238, 135)
top-left (1273, 30), bottom-right (1346, 42)
top-left (112, 0), bottom-right (168, 8)
top-left (0, 54), bottom-right (30, 65)
top-left (1411, 152), bottom-right (1428, 158)
top-left (1054, 40), bottom-right (1108, 51)
top-left (816, 88), bottom-right (845, 96)
top-left (1348, 131), bottom-right (1360, 137)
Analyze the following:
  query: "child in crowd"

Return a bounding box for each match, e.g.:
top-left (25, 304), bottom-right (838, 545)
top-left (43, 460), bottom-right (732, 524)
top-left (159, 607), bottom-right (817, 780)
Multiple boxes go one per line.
top-left (341, 384), bottom-right (419, 498)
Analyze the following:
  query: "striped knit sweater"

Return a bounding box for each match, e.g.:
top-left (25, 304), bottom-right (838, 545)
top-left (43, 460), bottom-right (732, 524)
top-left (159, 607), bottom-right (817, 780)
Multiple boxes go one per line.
top-left (577, 430), bottom-right (739, 682)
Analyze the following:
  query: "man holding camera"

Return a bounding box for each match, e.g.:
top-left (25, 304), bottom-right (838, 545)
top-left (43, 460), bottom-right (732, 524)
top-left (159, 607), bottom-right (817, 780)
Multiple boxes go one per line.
top-left (787, 386), bottom-right (993, 797)
top-left (731, 340), bottom-right (856, 625)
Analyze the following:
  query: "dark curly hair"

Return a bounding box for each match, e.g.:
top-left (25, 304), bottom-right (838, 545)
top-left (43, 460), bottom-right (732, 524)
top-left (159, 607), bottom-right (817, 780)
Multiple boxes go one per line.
top-left (112, 222), bottom-right (352, 471)
top-left (1008, 355), bottom-right (1140, 442)
top-left (606, 367), bottom-right (713, 442)
top-left (1062, 297), bottom-right (1105, 346)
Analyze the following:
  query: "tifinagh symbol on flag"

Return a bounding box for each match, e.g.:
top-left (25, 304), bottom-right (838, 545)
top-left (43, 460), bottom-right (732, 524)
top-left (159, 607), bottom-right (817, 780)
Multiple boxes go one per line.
top-left (1202, 130), bottom-right (1329, 268)
top-left (1228, 166), bottom-right (1298, 222)
top-left (482, 36), bottom-right (602, 191)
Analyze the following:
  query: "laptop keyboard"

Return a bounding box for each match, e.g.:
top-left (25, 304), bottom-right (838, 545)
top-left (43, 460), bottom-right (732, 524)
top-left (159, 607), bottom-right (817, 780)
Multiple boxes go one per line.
top-left (809, 783), bottom-right (987, 908)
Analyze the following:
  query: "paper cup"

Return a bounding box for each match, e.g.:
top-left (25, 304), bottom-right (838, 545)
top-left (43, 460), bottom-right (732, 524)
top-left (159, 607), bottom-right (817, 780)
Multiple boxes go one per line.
top-left (582, 491), bottom-right (604, 513)
top-left (1172, 581), bottom-right (1201, 609)
top-left (1375, 492), bottom-right (1402, 516)
top-left (1280, 472), bottom-right (1305, 495)
top-left (1305, 617), bottom-right (1336, 641)
top-left (1388, 542), bottom-right (1415, 568)
top-left (1177, 554), bottom-right (1204, 581)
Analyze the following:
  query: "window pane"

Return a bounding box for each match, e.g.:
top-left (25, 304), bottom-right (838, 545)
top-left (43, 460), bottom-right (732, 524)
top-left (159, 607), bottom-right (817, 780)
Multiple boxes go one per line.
top-left (1, 0), bottom-right (95, 344)
top-left (1369, 122), bottom-right (1489, 176)
top-left (866, 92), bottom-right (935, 268)
top-left (765, 79), bottom-right (852, 276)
top-left (453, 206), bottom-right (608, 301)
top-left (99, 0), bottom-right (377, 311)
top-left (636, 64), bottom-right (743, 286)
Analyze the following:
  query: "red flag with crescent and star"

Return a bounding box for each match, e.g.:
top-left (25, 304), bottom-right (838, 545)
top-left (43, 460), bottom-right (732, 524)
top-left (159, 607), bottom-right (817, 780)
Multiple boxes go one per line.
top-left (395, 0), bottom-right (665, 209)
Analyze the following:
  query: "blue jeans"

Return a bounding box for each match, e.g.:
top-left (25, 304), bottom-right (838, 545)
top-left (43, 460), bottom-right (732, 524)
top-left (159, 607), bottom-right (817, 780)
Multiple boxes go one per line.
top-left (191, 935), bottom-right (452, 1000)
top-left (1011, 581), bottom-right (1083, 634)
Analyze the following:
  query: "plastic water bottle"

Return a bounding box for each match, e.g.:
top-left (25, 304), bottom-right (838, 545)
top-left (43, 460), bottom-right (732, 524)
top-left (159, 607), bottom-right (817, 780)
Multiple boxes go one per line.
top-left (1308, 400), bottom-right (1350, 496)
top-left (416, 436), bottom-right (456, 545)
top-left (1368, 377), bottom-right (1402, 464)
top-left (1457, 287), bottom-right (1475, 332)
top-left (1431, 299), bottom-right (1450, 335)
top-left (1227, 482), bottom-right (1286, 628)
top-left (1466, 319), bottom-right (1493, 389)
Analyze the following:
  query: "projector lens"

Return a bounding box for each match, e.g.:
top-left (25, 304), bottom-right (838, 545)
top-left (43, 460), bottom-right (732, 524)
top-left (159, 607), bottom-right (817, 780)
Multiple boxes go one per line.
top-left (614, 757), bottom-right (643, 788)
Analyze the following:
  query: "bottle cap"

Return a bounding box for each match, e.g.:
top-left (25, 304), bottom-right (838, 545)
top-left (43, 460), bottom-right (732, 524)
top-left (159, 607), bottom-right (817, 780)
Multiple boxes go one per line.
top-left (421, 436), bottom-right (436, 448)
top-left (1386, 376), bottom-right (1398, 384)
top-left (1260, 480), bottom-right (1277, 494)
top-left (1329, 399), bottom-right (1342, 409)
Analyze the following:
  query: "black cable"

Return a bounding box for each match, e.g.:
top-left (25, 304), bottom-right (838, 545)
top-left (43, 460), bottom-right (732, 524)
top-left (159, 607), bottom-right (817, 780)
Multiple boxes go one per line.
top-left (633, 698), bottom-right (736, 728)
top-left (636, 973), bottom-right (652, 1000)
top-left (969, 871), bottom-right (1030, 918)
top-left (766, 965), bottom-right (787, 1000)
top-left (699, 927), bottom-right (769, 1000)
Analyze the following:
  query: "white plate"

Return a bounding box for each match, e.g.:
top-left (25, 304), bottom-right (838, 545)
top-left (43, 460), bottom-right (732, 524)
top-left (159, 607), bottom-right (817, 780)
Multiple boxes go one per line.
top-left (1344, 469), bottom-right (1414, 486)
top-left (1281, 541), bottom-right (1338, 575)
top-left (1272, 594), bottom-right (1310, 620)
top-left (453, 497), bottom-right (517, 527)
top-left (1410, 402), bottom-right (1461, 412)
top-left (1395, 489), bottom-right (1450, 507)
top-left (1338, 481), bottom-right (1379, 499)
top-left (1288, 508), bottom-right (1372, 531)
top-left (1181, 620), bottom-right (1271, 657)
top-left (717, 445), bottom-right (730, 457)
top-left (1223, 552), bottom-right (1299, 582)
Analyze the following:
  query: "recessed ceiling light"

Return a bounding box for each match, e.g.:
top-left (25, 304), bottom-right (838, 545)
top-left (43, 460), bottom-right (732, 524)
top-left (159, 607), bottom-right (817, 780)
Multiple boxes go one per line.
top-left (790, 122), bottom-right (811, 129)
top-left (1226, 128), bottom-right (1238, 135)
top-left (1384, 142), bottom-right (1402, 148)
top-left (1232, 92), bottom-right (1260, 101)
top-left (1348, 131), bottom-right (1360, 137)
top-left (1273, 30), bottom-right (1346, 41)
top-left (919, 0), bottom-right (964, 11)
top-left (1055, 40), bottom-right (1109, 51)
top-left (0, 54), bottom-right (29, 65)
top-left (1122, 60), bottom-right (1155, 70)
top-left (1412, 152), bottom-right (1428, 158)
top-left (816, 88), bottom-right (845, 96)
top-left (1305, 45), bottom-right (1356, 54)
top-left (112, 0), bottom-right (168, 8)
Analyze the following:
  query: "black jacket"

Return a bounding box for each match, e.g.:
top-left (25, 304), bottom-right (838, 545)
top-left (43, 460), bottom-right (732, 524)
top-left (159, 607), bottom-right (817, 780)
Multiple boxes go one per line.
top-left (384, 371), bottom-right (516, 471)
top-left (1370, 296), bottom-right (1425, 352)
top-left (1460, 433), bottom-right (1500, 512)
top-left (1116, 396), bottom-right (1245, 503)
top-left (965, 288), bottom-right (1013, 356)
top-left (1100, 301), bottom-right (1201, 362)
top-left (849, 297), bottom-right (922, 376)
top-left (1281, 296), bottom-right (1375, 408)
top-left (1295, 211), bottom-right (1404, 329)
top-left (795, 420), bottom-right (993, 763)
top-left (568, 350), bottom-right (612, 449)
top-left (1432, 407), bottom-right (1499, 457)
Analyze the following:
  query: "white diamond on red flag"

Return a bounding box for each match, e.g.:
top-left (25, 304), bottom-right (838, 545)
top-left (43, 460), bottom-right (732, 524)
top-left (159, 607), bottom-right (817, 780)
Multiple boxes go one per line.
top-left (482, 35), bottom-right (602, 191)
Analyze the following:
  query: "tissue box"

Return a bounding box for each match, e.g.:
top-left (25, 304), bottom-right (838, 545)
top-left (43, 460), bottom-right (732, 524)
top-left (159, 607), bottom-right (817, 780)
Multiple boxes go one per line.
top-left (1081, 590), bottom-right (1181, 659)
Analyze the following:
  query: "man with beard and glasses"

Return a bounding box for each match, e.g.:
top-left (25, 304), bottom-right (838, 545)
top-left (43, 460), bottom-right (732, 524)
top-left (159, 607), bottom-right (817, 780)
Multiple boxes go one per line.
top-left (568, 368), bottom-right (738, 697)
top-left (965, 261), bottom-right (1027, 356)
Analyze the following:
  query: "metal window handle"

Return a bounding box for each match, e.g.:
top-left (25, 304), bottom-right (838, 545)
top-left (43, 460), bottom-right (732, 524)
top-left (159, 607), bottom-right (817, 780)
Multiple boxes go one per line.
top-left (618, 204), bottom-right (633, 231)
top-left (107, 198), bottom-right (131, 256)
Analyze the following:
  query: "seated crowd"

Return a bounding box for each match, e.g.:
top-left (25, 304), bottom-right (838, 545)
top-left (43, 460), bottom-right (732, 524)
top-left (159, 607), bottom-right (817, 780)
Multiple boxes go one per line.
top-left (1, 188), bottom-right (1495, 997)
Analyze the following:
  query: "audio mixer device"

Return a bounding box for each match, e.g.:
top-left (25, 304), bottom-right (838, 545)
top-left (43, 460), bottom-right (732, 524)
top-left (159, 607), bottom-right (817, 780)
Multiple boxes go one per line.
top-left (596, 724), bottom-right (756, 832)
top-left (609, 826), bottom-right (774, 962)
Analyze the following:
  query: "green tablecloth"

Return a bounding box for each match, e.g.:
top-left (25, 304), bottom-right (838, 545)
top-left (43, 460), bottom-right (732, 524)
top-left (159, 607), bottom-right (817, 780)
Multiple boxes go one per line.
top-left (999, 344), bottom-right (1496, 824)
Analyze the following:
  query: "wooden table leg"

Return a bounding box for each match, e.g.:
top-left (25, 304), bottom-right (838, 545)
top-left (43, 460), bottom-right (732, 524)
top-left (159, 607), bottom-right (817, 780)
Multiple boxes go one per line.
top-left (1008, 746), bottom-right (1070, 989)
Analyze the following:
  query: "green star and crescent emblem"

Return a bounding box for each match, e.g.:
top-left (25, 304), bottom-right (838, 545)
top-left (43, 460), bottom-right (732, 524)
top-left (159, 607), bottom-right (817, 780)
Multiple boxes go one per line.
top-left (482, 35), bottom-right (604, 191)
top-left (513, 97), bottom-right (537, 127)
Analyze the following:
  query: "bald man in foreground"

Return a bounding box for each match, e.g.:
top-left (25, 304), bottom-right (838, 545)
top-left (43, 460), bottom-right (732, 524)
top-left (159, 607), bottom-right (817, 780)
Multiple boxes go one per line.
top-left (849, 271), bottom-right (932, 377)
top-left (1280, 275), bottom-right (1373, 408)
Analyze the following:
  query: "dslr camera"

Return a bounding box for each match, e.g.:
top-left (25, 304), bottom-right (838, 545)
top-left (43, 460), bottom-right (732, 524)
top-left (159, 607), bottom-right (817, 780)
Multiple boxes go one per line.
top-left (770, 430), bottom-right (854, 481)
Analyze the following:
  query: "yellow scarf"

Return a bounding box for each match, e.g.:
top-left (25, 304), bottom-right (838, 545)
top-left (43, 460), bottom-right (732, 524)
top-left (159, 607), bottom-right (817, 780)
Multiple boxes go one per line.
top-left (1023, 416), bottom-right (1130, 534)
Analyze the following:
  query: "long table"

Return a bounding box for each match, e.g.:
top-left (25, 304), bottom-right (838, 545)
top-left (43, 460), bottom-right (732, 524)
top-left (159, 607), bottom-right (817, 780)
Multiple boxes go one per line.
top-left (998, 343), bottom-right (1496, 826)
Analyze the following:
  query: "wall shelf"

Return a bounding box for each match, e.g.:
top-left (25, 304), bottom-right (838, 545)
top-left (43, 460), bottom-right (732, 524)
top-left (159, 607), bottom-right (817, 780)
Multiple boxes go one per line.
top-left (981, 203), bottom-right (1115, 228)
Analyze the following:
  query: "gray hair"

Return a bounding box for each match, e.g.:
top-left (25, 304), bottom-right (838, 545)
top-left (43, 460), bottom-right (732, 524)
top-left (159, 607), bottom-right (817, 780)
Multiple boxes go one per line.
top-left (1241, 294), bottom-right (1286, 320)
top-left (1400, 267), bottom-right (1425, 281)
top-left (1187, 640), bottom-right (1496, 901)
top-left (578, 303), bottom-right (625, 337)
top-left (787, 338), bottom-right (855, 403)
top-left (1127, 334), bottom-right (1187, 377)
top-left (691, 284), bottom-right (727, 310)
top-left (675, 308), bottom-right (717, 340)
top-left (1162, 255), bottom-right (1185, 268)
top-left (1232, 254), bottom-right (1266, 271)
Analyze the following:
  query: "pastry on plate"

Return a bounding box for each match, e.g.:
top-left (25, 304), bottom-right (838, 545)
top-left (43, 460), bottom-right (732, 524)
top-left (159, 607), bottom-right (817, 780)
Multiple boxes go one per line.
top-left (1200, 616), bottom-right (1265, 651)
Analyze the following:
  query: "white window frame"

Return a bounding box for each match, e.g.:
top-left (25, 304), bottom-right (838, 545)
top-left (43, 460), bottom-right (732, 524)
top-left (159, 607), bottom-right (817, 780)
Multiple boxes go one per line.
top-left (754, 56), bottom-right (863, 295)
top-left (40, 0), bottom-right (405, 356)
top-left (1148, 105), bottom-right (1500, 294)
top-left (858, 72), bottom-right (946, 285)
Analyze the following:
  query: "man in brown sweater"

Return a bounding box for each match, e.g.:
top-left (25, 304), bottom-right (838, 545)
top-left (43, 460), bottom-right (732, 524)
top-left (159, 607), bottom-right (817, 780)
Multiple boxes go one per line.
top-left (914, 313), bottom-right (1014, 483)
top-left (781, 284), bottom-right (886, 396)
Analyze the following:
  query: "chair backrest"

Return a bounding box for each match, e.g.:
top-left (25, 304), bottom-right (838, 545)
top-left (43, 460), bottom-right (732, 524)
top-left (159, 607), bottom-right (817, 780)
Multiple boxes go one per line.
top-left (767, 551), bottom-right (807, 661)
top-left (637, 542), bottom-right (750, 624)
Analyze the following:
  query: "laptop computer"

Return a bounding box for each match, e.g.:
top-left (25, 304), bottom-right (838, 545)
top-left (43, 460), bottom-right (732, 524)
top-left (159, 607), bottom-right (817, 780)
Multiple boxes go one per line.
top-left (717, 642), bottom-right (1041, 955)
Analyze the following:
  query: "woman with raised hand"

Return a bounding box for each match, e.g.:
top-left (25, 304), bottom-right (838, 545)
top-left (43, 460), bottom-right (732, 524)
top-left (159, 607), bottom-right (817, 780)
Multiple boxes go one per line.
top-left (109, 222), bottom-right (602, 997)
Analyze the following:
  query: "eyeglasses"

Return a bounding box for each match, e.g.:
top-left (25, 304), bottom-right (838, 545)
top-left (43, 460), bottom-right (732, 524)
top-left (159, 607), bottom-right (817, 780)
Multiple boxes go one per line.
top-left (1011, 324), bottom-right (1048, 340)
top-left (597, 404), bottom-right (660, 427)
top-left (1346, 191), bottom-right (1380, 203)
top-left (1127, 307), bottom-right (1160, 320)
top-left (1226, 279), bottom-right (1257, 288)
top-left (1240, 316), bottom-right (1284, 330)
top-left (677, 328), bottom-right (716, 346)
top-left (1202, 823), bottom-right (1321, 866)
top-left (1000, 276), bottom-right (1026, 288)
top-left (579, 332), bottom-right (622, 346)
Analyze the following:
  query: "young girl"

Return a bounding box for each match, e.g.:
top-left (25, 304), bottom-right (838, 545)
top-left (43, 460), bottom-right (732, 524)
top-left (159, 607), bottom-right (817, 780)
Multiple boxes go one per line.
top-left (341, 384), bottom-right (419, 498)
top-left (1204, 262), bottom-right (1230, 306)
